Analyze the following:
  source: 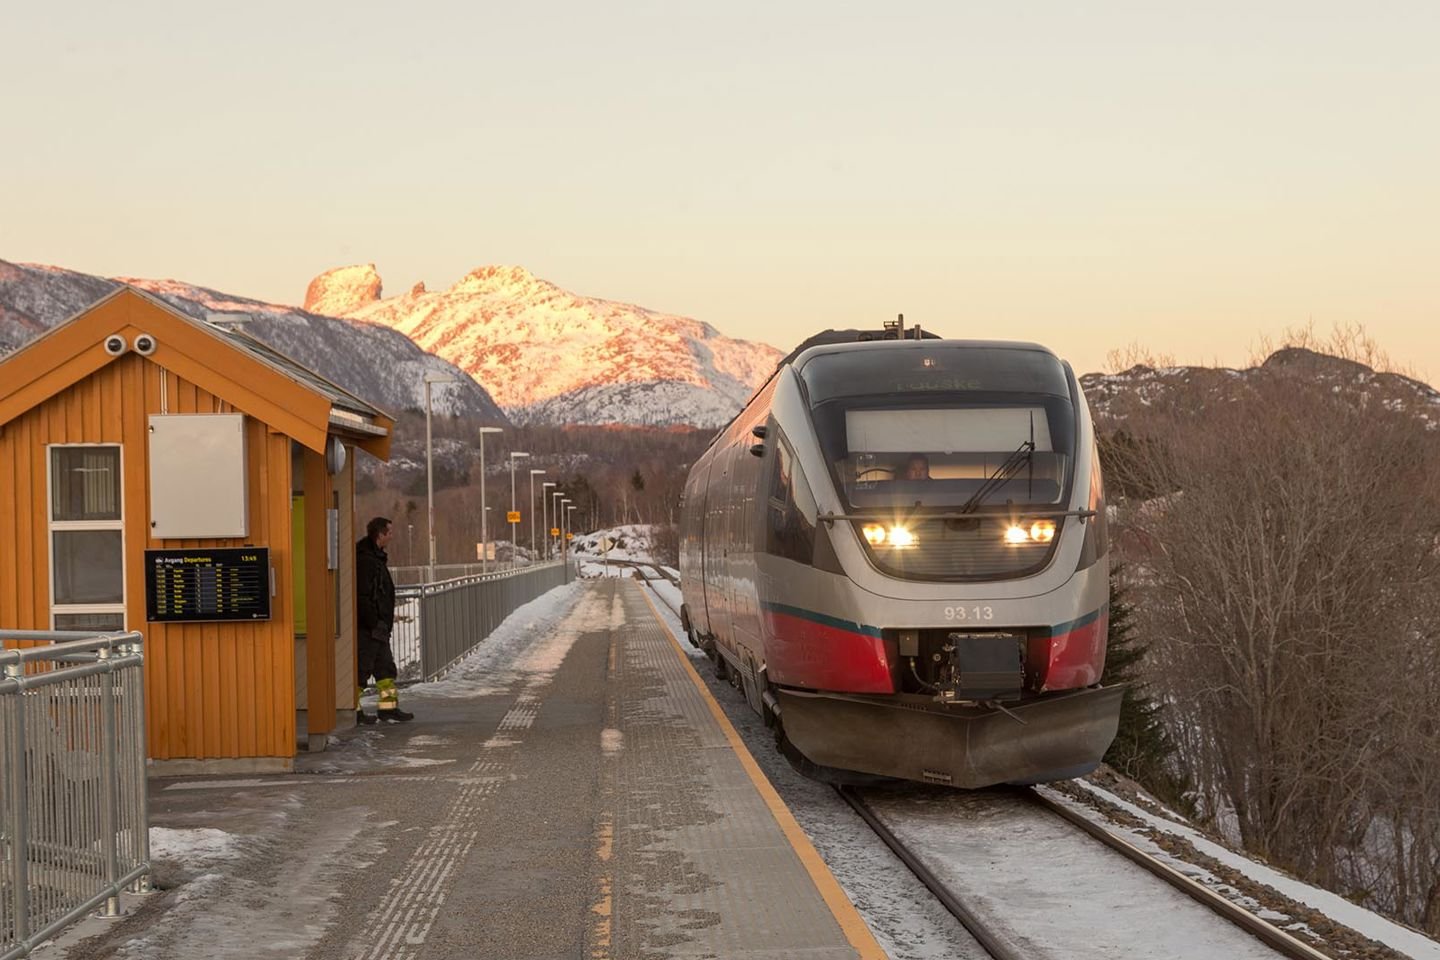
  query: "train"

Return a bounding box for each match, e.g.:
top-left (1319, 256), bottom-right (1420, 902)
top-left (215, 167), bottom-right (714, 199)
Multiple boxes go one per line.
top-left (678, 322), bottom-right (1123, 788)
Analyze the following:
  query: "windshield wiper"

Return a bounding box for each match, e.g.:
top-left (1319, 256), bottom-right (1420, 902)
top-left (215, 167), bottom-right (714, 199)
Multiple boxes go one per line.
top-left (958, 438), bottom-right (1036, 515)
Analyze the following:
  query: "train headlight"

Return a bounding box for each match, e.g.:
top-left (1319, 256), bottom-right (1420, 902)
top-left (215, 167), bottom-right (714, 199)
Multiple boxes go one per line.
top-left (887, 525), bottom-right (916, 547)
top-left (1029, 519), bottom-right (1056, 542)
top-left (1004, 520), bottom-right (1057, 544)
top-left (862, 523), bottom-right (887, 546)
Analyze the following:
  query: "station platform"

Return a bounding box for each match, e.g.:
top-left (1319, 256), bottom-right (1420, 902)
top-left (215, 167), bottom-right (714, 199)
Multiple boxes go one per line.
top-left (71, 578), bottom-right (886, 960)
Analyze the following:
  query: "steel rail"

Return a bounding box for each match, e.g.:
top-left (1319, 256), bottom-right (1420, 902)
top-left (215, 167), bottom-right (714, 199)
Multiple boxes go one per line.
top-left (835, 786), bottom-right (1021, 960)
top-left (1022, 788), bottom-right (1332, 960)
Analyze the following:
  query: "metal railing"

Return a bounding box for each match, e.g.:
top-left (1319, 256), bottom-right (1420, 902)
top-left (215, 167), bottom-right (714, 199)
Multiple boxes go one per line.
top-left (390, 560), bottom-right (574, 682)
top-left (390, 560), bottom-right (557, 587)
top-left (1, 632), bottom-right (149, 960)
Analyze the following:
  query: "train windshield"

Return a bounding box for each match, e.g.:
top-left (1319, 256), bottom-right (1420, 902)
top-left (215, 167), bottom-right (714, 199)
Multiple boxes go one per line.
top-left (800, 345), bottom-right (1077, 580)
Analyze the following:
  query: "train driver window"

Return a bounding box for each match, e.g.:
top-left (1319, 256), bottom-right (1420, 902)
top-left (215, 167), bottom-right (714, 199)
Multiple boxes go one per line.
top-left (902, 454), bottom-right (931, 480)
top-left (767, 435), bottom-right (816, 564)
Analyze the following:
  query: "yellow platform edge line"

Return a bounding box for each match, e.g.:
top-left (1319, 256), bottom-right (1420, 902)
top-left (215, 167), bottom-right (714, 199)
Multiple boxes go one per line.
top-left (634, 582), bottom-right (889, 960)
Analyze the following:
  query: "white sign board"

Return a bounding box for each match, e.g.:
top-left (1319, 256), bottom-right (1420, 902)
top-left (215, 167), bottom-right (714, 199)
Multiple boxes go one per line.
top-left (148, 414), bottom-right (248, 539)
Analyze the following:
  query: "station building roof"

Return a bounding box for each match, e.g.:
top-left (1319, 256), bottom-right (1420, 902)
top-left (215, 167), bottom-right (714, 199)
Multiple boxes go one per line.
top-left (0, 285), bottom-right (393, 459)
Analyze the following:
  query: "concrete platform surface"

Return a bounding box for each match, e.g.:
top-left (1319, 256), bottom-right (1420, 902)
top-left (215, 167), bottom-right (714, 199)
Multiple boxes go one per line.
top-left (52, 579), bottom-right (885, 960)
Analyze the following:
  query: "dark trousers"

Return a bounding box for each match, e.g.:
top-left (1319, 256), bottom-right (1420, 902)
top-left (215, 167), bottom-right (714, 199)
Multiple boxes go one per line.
top-left (358, 621), bottom-right (399, 687)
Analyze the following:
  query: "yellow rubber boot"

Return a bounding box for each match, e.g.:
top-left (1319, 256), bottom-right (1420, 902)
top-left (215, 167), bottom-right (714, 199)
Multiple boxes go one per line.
top-left (376, 679), bottom-right (413, 722)
top-left (357, 686), bottom-right (378, 725)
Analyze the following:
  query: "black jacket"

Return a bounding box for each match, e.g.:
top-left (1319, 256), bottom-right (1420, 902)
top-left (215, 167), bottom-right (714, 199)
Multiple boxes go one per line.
top-left (356, 536), bottom-right (396, 631)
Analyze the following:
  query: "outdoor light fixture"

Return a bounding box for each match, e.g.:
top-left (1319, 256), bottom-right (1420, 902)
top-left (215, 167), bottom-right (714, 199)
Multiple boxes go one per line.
top-left (477, 426), bottom-right (503, 573)
top-left (529, 468), bottom-right (546, 561)
top-left (509, 452), bottom-right (530, 568)
top-left (422, 372), bottom-right (459, 581)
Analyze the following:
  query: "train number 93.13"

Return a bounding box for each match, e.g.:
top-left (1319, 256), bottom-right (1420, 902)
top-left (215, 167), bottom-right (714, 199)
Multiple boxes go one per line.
top-left (945, 605), bottom-right (994, 621)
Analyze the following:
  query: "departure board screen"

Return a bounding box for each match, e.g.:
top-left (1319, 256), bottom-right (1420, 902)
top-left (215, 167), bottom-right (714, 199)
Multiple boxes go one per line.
top-left (144, 548), bottom-right (271, 623)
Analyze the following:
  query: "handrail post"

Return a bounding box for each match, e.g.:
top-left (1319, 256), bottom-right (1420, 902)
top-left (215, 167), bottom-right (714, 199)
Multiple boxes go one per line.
top-left (125, 636), bottom-right (151, 894)
top-left (5, 661), bottom-right (30, 946)
top-left (418, 584), bottom-right (430, 681)
top-left (96, 645), bottom-right (124, 918)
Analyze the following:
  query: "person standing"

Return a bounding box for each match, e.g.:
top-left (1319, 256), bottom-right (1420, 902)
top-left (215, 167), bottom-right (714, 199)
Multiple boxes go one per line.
top-left (356, 516), bottom-right (414, 723)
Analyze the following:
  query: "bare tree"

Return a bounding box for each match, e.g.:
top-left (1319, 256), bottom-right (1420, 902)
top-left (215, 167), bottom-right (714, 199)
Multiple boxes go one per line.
top-left (1112, 370), bottom-right (1440, 927)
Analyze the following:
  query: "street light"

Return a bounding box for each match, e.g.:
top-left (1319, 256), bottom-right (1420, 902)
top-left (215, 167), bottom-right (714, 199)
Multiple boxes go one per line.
top-left (541, 482), bottom-right (556, 560)
top-left (423, 372), bottom-right (458, 582)
top-left (509, 451), bottom-right (530, 569)
top-left (565, 504), bottom-right (578, 563)
top-left (552, 491), bottom-right (564, 562)
top-left (529, 468), bottom-right (546, 564)
top-left (478, 427), bottom-right (503, 574)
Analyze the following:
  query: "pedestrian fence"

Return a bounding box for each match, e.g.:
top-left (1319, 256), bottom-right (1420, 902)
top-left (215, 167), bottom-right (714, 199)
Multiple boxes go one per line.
top-left (391, 559), bottom-right (553, 587)
top-left (390, 560), bottom-right (574, 683)
top-left (1, 631), bottom-right (149, 960)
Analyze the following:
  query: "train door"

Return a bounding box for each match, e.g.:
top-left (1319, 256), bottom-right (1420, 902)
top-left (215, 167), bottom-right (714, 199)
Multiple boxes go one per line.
top-left (702, 447), bottom-right (732, 650)
top-left (679, 457), bottom-right (713, 638)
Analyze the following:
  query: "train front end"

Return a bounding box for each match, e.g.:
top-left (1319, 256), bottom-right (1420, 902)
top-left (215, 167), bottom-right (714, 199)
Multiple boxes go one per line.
top-left (761, 340), bottom-right (1122, 787)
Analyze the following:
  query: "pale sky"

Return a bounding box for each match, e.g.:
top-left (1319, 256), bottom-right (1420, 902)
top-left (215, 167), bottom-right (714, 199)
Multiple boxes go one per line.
top-left (4, 1), bottom-right (1437, 381)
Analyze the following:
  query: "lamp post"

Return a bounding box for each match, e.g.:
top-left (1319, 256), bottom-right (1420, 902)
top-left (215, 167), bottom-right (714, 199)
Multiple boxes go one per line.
top-left (423, 372), bottom-right (458, 582)
top-left (529, 468), bottom-right (546, 565)
top-left (477, 427), bottom-right (503, 574)
top-left (541, 482), bottom-right (556, 560)
top-left (483, 506), bottom-right (493, 569)
top-left (509, 451), bottom-right (529, 569)
top-left (552, 491), bottom-right (564, 562)
top-left (566, 504), bottom-right (578, 564)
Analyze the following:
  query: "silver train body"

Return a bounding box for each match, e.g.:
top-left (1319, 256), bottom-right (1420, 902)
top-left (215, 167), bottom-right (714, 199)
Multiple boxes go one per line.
top-left (678, 336), bottom-right (1122, 788)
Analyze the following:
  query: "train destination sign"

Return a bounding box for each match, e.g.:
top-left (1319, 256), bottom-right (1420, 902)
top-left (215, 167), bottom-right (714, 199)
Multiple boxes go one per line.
top-left (144, 548), bottom-right (271, 623)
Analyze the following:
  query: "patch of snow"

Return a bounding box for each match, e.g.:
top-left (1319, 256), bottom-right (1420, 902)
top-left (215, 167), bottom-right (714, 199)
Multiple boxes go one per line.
top-left (148, 827), bottom-right (252, 868)
top-left (866, 789), bottom-right (1279, 959)
top-left (600, 728), bottom-right (624, 755)
top-left (404, 580), bottom-right (589, 699)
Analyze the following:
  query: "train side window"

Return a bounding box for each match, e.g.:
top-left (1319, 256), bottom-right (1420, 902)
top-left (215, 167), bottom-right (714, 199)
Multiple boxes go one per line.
top-left (766, 435), bottom-right (816, 564)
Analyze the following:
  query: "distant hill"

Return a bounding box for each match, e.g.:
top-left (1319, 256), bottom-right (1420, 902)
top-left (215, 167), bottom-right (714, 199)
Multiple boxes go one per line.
top-left (305, 263), bottom-right (782, 427)
top-left (1080, 348), bottom-right (1440, 433)
top-left (0, 260), bottom-right (509, 423)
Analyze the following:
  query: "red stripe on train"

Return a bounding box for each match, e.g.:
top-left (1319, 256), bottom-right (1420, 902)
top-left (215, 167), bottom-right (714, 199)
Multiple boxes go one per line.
top-left (1038, 609), bottom-right (1109, 691)
top-left (761, 610), bottom-right (895, 693)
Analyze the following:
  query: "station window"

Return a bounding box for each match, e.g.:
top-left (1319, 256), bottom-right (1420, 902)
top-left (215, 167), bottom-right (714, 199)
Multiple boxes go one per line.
top-left (48, 446), bottom-right (125, 632)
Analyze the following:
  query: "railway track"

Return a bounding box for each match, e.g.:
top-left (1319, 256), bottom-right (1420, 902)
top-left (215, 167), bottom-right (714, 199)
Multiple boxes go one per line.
top-left (839, 784), bottom-right (1334, 960)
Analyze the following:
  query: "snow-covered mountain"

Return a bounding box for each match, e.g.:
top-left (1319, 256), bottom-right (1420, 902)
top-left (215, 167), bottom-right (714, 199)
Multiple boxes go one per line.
top-left (1080, 348), bottom-right (1440, 432)
top-left (0, 260), bottom-right (508, 422)
top-left (304, 264), bottom-right (782, 427)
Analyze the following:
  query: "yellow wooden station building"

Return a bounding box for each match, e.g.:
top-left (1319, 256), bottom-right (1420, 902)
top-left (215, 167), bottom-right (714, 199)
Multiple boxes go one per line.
top-left (0, 287), bottom-right (394, 772)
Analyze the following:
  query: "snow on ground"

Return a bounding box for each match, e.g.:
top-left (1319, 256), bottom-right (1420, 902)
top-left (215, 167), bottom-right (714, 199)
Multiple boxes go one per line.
top-left (149, 827), bottom-right (252, 869)
top-left (401, 580), bottom-right (588, 699)
top-left (579, 561), bottom-right (628, 579)
top-left (649, 580), bottom-right (683, 619)
top-left (570, 524), bottom-right (657, 563)
top-left (867, 788), bottom-right (1279, 960)
top-left (1056, 780), bottom-right (1440, 960)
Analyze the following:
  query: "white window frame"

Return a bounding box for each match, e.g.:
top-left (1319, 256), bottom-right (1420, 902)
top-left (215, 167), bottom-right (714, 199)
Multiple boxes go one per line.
top-left (47, 443), bottom-right (127, 631)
